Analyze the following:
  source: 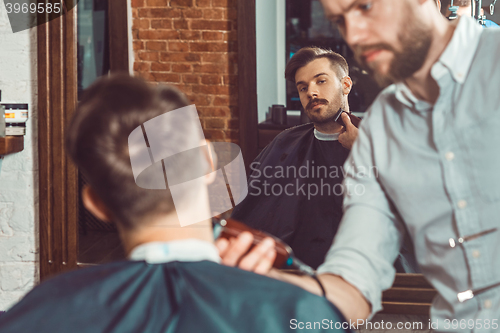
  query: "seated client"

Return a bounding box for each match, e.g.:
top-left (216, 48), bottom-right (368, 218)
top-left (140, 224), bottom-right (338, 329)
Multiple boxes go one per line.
top-left (232, 48), bottom-right (357, 269)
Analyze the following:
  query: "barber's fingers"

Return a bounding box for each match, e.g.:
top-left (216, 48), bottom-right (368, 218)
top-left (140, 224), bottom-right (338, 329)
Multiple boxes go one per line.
top-left (218, 231), bottom-right (254, 267)
top-left (341, 112), bottom-right (355, 131)
top-left (338, 130), bottom-right (356, 150)
top-left (238, 237), bottom-right (276, 273)
top-left (338, 131), bottom-right (348, 144)
top-left (253, 247), bottom-right (277, 275)
top-left (215, 237), bottom-right (230, 256)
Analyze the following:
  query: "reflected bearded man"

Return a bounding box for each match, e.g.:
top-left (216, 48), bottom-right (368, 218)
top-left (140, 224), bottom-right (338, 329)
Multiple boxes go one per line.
top-left (219, 0), bottom-right (500, 330)
top-left (231, 47), bottom-right (359, 269)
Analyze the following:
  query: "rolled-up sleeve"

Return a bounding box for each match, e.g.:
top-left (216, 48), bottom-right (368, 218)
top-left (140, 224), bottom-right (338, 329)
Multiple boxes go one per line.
top-left (317, 112), bottom-right (404, 317)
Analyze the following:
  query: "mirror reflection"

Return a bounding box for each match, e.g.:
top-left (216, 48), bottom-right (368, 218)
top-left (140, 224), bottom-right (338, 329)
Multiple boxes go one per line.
top-left (235, 0), bottom-right (419, 274)
top-left (77, 0), bottom-right (125, 265)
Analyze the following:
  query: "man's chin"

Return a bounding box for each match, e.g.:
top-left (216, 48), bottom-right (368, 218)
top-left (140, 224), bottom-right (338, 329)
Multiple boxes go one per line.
top-left (365, 65), bottom-right (395, 88)
top-left (307, 108), bottom-right (324, 118)
top-left (306, 114), bottom-right (322, 123)
top-left (306, 108), bottom-right (322, 120)
top-left (307, 114), bottom-right (335, 125)
top-left (360, 58), bottom-right (396, 87)
top-left (373, 72), bottom-right (395, 88)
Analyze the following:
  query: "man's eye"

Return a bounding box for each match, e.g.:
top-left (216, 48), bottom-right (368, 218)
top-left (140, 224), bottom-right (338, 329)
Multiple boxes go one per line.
top-left (331, 17), bottom-right (345, 27)
top-left (318, 80), bottom-right (326, 84)
top-left (359, 2), bottom-right (372, 11)
top-left (299, 87), bottom-right (307, 92)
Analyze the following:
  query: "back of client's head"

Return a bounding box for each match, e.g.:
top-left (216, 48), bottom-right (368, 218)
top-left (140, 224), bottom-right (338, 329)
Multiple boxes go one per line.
top-left (66, 74), bottom-right (190, 230)
top-left (284, 47), bottom-right (349, 83)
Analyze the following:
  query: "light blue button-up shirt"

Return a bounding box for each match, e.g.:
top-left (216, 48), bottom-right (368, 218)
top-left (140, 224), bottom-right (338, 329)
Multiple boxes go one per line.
top-left (318, 16), bottom-right (500, 332)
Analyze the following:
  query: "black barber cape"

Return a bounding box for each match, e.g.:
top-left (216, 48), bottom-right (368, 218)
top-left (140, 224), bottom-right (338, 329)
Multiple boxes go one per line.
top-left (232, 123), bottom-right (350, 269)
top-left (0, 260), bottom-right (351, 333)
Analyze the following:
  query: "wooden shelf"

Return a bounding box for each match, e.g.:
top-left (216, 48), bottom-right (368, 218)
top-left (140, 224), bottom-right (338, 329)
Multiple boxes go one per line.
top-left (0, 136), bottom-right (24, 155)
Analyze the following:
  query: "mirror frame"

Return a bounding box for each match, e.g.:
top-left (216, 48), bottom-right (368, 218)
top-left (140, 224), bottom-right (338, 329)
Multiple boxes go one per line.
top-left (38, 0), bottom-right (129, 280)
top-left (236, 0), bottom-right (435, 315)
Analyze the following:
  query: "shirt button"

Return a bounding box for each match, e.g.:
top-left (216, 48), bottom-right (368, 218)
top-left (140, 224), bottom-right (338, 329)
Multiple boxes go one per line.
top-left (449, 238), bottom-right (456, 248)
top-left (484, 299), bottom-right (492, 309)
top-left (457, 200), bottom-right (467, 209)
top-left (445, 152), bottom-right (455, 161)
top-left (472, 250), bottom-right (481, 258)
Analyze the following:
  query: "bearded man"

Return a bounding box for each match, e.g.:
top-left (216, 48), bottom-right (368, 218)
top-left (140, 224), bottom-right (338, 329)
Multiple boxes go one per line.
top-left (218, 1), bottom-right (500, 330)
top-left (231, 48), bottom-right (358, 269)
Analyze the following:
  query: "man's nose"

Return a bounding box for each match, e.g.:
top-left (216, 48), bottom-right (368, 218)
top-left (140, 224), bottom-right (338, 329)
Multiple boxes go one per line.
top-left (342, 15), bottom-right (368, 48)
top-left (307, 85), bottom-right (318, 99)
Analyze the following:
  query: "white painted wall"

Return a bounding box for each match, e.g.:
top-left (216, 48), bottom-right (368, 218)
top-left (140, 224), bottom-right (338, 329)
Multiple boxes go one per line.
top-left (255, 0), bottom-right (286, 123)
top-left (0, 0), bottom-right (39, 311)
top-left (127, 0), bottom-right (134, 74)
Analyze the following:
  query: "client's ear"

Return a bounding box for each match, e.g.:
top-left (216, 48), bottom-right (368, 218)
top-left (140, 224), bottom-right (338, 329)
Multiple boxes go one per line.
top-left (341, 76), bottom-right (353, 95)
top-left (82, 185), bottom-right (113, 222)
top-left (203, 139), bottom-right (216, 172)
top-left (202, 139), bottom-right (217, 184)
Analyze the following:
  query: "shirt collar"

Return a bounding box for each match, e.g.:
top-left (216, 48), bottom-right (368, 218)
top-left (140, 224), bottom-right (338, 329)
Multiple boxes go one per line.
top-left (394, 83), bottom-right (433, 111)
top-left (394, 16), bottom-right (483, 108)
top-left (129, 239), bottom-right (221, 264)
top-left (314, 128), bottom-right (340, 141)
top-left (438, 15), bottom-right (483, 84)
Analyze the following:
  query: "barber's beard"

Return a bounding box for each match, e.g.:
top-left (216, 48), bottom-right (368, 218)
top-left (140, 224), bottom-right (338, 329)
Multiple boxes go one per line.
top-left (354, 14), bottom-right (433, 87)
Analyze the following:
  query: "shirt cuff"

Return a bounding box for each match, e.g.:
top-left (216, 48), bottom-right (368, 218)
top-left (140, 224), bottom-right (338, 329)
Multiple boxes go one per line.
top-left (317, 248), bottom-right (384, 319)
top-left (316, 205), bottom-right (401, 319)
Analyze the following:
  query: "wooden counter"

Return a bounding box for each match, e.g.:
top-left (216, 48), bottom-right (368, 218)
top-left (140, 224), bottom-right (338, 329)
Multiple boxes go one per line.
top-left (0, 136), bottom-right (24, 155)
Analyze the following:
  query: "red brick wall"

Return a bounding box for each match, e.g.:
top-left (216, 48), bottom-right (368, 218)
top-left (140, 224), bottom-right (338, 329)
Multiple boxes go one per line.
top-left (131, 0), bottom-right (239, 143)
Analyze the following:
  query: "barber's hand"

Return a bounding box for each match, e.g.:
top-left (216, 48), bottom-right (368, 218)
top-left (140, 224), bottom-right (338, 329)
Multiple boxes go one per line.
top-left (215, 232), bottom-right (277, 275)
top-left (338, 112), bottom-right (359, 150)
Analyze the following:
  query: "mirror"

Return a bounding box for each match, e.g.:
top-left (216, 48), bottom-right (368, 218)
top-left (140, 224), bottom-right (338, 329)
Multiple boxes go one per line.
top-left (77, 0), bottom-right (127, 266)
top-left (236, 0), bottom-right (434, 314)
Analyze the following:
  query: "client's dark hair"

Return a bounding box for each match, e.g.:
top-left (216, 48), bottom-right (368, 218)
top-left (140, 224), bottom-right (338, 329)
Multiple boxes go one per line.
top-left (66, 74), bottom-right (190, 230)
top-left (284, 47), bottom-right (349, 83)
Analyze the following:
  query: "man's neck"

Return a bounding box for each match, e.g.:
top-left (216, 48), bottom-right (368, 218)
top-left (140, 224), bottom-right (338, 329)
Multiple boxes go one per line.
top-left (404, 16), bottom-right (458, 104)
top-left (118, 212), bottom-right (214, 256)
top-left (314, 121), bottom-right (343, 135)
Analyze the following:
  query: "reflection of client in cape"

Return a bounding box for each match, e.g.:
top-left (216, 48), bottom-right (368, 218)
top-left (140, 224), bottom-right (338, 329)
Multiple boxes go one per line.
top-left (232, 48), bottom-right (358, 269)
top-left (0, 75), bottom-right (351, 333)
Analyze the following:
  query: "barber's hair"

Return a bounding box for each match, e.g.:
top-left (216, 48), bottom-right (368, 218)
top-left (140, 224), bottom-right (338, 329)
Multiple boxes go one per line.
top-left (66, 74), bottom-right (190, 229)
top-left (284, 47), bottom-right (349, 83)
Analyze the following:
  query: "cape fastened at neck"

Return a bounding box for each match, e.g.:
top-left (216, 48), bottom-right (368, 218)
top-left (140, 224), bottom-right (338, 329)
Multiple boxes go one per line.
top-left (314, 128), bottom-right (340, 141)
top-left (129, 239), bottom-right (221, 264)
